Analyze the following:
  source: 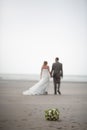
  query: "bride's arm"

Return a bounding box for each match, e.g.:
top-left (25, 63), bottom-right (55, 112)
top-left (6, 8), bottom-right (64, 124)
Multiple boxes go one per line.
top-left (48, 66), bottom-right (51, 77)
top-left (40, 67), bottom-right (43, 79)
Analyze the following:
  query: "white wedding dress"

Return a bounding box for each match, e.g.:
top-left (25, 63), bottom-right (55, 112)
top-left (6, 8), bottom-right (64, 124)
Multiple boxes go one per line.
top-left (22, 69), bottom-right (50, 95)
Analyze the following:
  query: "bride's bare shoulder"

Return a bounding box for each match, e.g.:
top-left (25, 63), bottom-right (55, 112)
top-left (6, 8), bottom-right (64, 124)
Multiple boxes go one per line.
top-left (42, 65), bottom-right (49, 69)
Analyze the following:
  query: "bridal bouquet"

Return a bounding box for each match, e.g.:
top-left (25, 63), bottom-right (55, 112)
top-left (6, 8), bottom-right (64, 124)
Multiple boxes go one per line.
top-left (45, 108), bottom-right (60, 121)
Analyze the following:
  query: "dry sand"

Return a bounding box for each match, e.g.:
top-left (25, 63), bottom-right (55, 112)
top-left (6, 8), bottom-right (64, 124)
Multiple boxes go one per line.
top-left (0, 80), bottom-right (87, 130)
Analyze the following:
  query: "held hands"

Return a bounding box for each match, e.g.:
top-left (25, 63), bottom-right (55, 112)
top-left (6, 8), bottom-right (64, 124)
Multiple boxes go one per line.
top-left (50, 72), bottom-right (53, 78)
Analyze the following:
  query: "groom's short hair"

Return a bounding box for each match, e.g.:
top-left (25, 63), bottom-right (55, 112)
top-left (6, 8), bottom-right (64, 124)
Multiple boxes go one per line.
top-left (56, 57), bottom-right (59, 61)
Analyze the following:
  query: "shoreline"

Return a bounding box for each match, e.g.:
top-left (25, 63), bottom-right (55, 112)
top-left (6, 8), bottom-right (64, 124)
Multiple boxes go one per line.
top-left (0, 74), bottom-right (87, 82)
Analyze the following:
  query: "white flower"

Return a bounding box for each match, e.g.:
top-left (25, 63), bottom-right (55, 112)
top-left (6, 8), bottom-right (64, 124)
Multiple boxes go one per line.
top-left (45, 108), bottom-right (60, 121)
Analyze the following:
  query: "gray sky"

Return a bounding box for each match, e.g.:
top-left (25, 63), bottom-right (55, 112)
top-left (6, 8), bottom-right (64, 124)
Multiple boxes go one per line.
top-left (0, 0), bottom-right (87, 75)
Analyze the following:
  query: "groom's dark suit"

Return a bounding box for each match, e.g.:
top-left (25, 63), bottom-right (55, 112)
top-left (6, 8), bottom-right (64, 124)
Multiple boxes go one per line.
top-left (51, 61), bottom-right (63, 95)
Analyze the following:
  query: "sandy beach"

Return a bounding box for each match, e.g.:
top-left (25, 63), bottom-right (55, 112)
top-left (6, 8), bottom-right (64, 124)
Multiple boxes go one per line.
top-left (0, 80), bottom-right (87, 130)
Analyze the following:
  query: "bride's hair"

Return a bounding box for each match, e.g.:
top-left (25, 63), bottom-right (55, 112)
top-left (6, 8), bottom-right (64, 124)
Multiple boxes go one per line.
top-left (43, 61), bottom-right (48, 66)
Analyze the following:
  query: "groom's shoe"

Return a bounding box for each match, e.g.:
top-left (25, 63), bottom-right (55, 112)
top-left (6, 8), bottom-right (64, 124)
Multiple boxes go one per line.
top-left (57, 90), bottom-right (61, 95)
top-left (44, 91), bottom-right (48, 95)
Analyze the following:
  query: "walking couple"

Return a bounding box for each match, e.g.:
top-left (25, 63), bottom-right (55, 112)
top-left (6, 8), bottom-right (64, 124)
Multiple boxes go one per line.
top-left (23, 57), bottom-right (63, 95)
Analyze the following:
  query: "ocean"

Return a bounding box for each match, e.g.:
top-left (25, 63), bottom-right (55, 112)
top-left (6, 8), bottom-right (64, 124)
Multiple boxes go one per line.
top-left (0, 74), bottom-right (87, 82)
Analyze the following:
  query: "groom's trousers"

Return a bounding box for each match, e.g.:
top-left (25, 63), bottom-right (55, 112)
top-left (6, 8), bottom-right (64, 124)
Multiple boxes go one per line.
top-left (53, 79), bottom-right (60, 95)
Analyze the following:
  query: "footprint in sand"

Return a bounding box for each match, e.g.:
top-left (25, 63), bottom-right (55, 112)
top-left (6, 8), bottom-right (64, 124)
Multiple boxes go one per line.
top-left (21, 118), bottom-right (28, 121)
top-left (57, 127), bottom-right (62, 129)
top-left (17, 125), bottom-right (22, 127)
top-left (0, 120), bottom-right (8, 123)
top-left (28, 113), bottom-right (32, 116)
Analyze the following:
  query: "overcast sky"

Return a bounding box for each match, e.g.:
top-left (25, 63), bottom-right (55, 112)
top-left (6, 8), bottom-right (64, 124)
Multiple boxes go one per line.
top-left (0, 0), bottom-right (87, 75)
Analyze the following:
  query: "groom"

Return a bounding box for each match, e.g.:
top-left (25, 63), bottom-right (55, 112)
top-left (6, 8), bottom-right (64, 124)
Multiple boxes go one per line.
top-left (51, 57), bottom-right (63, 95)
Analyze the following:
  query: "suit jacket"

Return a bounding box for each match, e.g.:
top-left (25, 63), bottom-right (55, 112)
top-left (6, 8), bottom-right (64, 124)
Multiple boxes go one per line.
top-left (51, 61), bottom-right (63, 82)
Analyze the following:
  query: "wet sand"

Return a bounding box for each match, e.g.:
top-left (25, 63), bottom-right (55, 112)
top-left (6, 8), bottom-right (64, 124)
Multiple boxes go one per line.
top-left (0, 80), bottom-right (87, 130)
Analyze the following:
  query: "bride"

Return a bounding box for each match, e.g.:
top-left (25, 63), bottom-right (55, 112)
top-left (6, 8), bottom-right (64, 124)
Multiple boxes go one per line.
top-left (22, 61), bottom-right (51, 95)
